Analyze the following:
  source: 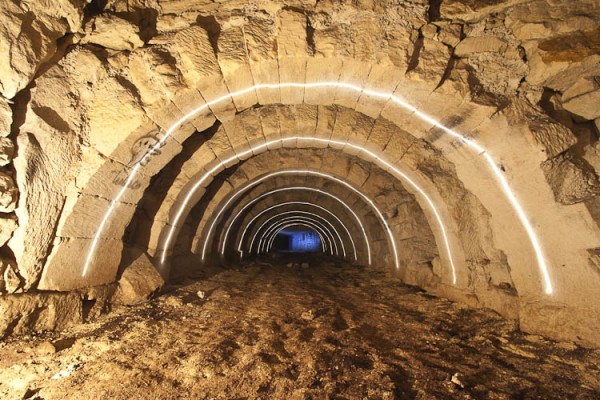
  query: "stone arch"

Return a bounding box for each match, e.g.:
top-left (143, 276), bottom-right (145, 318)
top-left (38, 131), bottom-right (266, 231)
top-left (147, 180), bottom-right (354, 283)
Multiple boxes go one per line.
top-left (24, 63), bottom-right (599, 347)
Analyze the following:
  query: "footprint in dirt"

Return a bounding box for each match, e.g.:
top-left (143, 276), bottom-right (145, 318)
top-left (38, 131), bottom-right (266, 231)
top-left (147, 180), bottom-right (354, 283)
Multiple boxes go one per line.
top-left (332, 309), bottom-right (350, 331)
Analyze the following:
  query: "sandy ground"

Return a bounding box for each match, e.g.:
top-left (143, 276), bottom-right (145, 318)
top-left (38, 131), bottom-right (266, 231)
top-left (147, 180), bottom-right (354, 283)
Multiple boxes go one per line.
top-left (1, 255), bottom-right (599, 399)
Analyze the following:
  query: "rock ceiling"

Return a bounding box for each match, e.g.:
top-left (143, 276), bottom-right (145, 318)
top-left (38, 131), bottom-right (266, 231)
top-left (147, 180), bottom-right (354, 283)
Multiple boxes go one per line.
top-left (0, 0), bottom-right (599, 346)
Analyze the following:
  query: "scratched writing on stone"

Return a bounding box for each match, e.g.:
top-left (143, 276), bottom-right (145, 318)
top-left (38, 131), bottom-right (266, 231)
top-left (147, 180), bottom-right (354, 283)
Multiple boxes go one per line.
top-left (112, 131), bottom-right (166, 188)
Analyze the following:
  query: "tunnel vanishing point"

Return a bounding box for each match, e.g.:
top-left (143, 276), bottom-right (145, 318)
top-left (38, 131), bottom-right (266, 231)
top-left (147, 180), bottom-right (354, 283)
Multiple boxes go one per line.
top-left (1, 0), bottom-right (600, 369)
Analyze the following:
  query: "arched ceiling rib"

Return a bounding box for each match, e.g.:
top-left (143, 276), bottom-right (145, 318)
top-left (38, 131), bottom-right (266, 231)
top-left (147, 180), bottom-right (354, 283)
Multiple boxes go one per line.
top-left (217, 186), bottom-right (370, 264)
top-left (242, 204), bottom-right (357, 261)
top-left (255, 217), bottom-right (336, 256)
top-left (9, 0), bottom-right (599, 346)
top-left (250, 213), bottom-right (345, 258)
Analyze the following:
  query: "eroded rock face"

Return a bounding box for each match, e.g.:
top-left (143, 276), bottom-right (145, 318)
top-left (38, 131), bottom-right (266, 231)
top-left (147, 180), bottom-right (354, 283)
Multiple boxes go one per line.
top-left (0, 172), bottom-right (17, 212)
top-left (0, 0), bottom-right (85, 99)
top-left (0, 292), bottom-right (81, 338)
top-left (79, 14), bottom-right (144, 51)
top-left (111, 253), bottom-right (164, 306)
top-left (0, 0), bottom-right (598, 346)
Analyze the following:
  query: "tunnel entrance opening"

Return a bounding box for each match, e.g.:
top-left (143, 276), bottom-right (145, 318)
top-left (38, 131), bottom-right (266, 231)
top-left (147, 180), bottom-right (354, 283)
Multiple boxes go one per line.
top-left (272, 228), bottom-right (322, 253)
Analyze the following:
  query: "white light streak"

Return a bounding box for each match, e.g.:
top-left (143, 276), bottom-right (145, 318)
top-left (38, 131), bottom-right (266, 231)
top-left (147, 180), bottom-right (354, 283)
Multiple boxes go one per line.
top-left (258, 217), bottom-right (336, 255)
top-left (253, 214), bottom-right (344, 256)
top-left (226, 199), bottom-right (357, 261)
top-left (245, 205), bottom-right (354, 260)
top-left (265, 222), bottom-right (328, 254)
top-left (83, 81), bottom-right (553, 294)
top-left (201, 179), bottom-right (374, 266)
top-left (264, 222), bottom-right (328, 254)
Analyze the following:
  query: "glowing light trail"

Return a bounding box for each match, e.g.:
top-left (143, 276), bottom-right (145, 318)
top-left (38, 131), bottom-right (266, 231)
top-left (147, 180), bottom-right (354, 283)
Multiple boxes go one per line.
top-left (202, 178), bottom-right (377, 265)
top-left (264, 223), bottom-right (327, 254)
top-left (225, 199), bottom-right (357, 260)
top-left (253, 213), bottom-right (344, 256)
top-left (83, 82), bottom-right (552, 294)
top-left (265, 222), bottom-right (328, 254)
top-left (256, 217), bottom-right (336, 255)
top-left (245, 204), bottom-right (355, 260)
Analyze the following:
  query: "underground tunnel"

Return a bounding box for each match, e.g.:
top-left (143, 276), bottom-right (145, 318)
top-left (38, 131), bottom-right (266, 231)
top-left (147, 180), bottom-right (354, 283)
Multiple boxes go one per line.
top-left (1, 0), bottom-right (600, 398)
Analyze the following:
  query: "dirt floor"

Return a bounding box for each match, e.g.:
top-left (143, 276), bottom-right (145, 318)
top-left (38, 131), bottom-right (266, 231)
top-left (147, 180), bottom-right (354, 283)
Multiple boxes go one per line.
top-left (1, 255), bottom-right (599, 400)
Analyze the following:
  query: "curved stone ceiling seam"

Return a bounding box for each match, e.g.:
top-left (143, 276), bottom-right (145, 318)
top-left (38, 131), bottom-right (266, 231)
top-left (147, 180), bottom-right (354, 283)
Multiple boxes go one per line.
top-left (260, 221), bottom-right (330, 255)
top-left (263, 222), bottom-right (330, 256)
top-left (255, 216), bottom-right (338, 256)
top-left (249, 213), bottom-right (346, 258)
top-left (243, 203), bottom-right (357, 261)
top-left (224, 195), bottom-right (359, 260)
top-left (83, 82), bottom-right (553, 295)
top-left (202, 182), bottom-right (373, 266)
top-left (263, 220), bottom-right (333, 256)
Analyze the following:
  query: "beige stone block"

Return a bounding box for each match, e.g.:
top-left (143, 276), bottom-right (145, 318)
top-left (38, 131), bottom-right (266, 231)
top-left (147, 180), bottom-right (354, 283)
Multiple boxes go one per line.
top-left (222, 118), bottom-right (254, 159)
top-left (278, 57), bottom-right (307, 104)
top-left (171, 88), bottom-right (217, 136)
top-left (315, 106), bottom-right (337, 142)
top-left (240, 108), bottom-right (266, 144)
top-left (304, 57), bottom-right (343, 105)
top-left (277, 9), bottom-right (308, 57)
top-left (136, 134), bottom-right (184, 179)
top-left (87, 77), bottom-right (146, 158)
top-left (214, 148), bottom-right (241, 169)
top-left (381, 128), bottom-right (417, 164)
top-left (356, 63), bottom-right (404, 118)
top-left (78, 151), bottom-right (151, 205)
top-left (0, 291), bottom-right (82, 337)
top-left (348, 112), bottom-right (377, 152)
top-left (293, 104), bottom-right (318, 139)
top-left (361, 117), bottom-right (397, 156)
top-left (258, 107), bottom-right (283, 149)
top-left (276, 8), bottom-right (309, 104)
top-left (455, 37), bottom-right (508, 57)
top-left (249, 59), bottom-right (281, 104)
top-left (172, 25), bottom-right (219, 82)
top-left (196, 75), bottom-right (237, 122)
top-left (111, 253), bottom-right (164, 305)
top-left (142, 99), bottom-right (198, 145)
top-left (333, 59), bottom-right (372, 109)
top-left (56, 194), bottom-right (136, 240)
top-left (562, 89), bottom-right (600, 120)
top-left (80, 14), bottom-right (144, 51)
top-left (244, 13), bottom-right (280, 104)
top-left (184, 145), bottom-right (218, 176)
top-left (217, 26), bottom-right (259, 111)
top-left (39, 237), bottom-right (123, 290)
top-left (277, 106), bottom-right (297, 138)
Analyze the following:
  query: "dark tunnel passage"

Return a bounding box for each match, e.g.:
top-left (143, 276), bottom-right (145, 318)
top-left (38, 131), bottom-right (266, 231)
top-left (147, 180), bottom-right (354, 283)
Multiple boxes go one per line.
top-left (2, 0), bottom-right (600, 398)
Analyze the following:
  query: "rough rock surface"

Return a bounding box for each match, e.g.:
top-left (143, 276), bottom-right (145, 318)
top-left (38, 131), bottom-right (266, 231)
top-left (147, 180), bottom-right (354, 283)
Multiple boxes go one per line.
top-left (0, 171), bottom-right (17, 212)
top-left (111, 253), bottom-right (164, 306)
top-left (0, 258), bottom-right (598, 399)
top-left (0, 291), bottom-right (81, 339)
top-left (0, 137), bottom-right (14, 166)
top-left (0, 0), bottom-right (598, 348)
top-left (0, 215), bottom-right (17, 248)
top-left (0, 0), bottom-right (85, 99)
top-left (79, 14), bottom-right (144, 51)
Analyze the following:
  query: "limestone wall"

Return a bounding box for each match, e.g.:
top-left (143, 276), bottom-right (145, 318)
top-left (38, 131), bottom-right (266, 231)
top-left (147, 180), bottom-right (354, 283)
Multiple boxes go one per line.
top-left (0, 0), bottom-right (599, 346)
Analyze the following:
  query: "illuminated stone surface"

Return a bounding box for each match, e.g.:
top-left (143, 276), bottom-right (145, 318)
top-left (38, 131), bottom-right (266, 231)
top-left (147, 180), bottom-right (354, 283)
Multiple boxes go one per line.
top-left (0, 0), bottom-right (599, 384)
